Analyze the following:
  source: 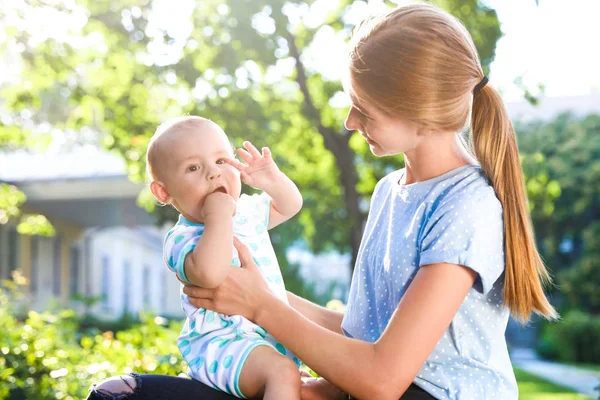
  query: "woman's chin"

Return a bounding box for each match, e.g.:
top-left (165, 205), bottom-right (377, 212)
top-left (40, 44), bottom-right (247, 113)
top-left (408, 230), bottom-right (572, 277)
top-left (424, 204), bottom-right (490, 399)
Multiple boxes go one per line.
top-left (368, 143), bottom-right (386, 157)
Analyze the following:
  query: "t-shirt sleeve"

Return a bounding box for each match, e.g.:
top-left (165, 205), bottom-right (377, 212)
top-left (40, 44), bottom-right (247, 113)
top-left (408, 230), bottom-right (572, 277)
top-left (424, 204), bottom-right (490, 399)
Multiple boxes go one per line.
top-left (163, 225), bottom-right (204, 284)
top-left (418, 188), bottom-right (505, 294)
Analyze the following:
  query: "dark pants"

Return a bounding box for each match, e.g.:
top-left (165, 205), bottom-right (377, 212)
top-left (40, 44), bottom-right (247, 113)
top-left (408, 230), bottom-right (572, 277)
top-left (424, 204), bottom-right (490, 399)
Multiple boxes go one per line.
top-left (86, 373), bottom-right (436, 399)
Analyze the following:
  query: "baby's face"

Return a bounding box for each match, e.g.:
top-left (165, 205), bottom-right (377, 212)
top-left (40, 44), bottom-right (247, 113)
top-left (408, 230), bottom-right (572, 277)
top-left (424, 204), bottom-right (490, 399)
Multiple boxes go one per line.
top-left (161, 123), bottom-right (241, 223)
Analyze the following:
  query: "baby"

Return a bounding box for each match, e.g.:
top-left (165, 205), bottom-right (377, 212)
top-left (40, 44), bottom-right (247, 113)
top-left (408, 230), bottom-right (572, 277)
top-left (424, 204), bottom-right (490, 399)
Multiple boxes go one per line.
top-left (146, 116), bottom-right (304, 399)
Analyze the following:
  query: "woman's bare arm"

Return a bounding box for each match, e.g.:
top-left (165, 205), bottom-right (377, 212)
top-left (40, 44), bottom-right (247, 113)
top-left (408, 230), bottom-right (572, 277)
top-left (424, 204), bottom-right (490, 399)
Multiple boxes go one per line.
top-left (286, 291), bottom-right (344, 334)
top-left (185, 239), bottom-right (476, 399)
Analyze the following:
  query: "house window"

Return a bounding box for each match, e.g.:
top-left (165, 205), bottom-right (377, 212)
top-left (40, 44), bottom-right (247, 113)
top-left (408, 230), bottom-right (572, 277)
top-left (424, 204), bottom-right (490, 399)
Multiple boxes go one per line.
top-left (53, 235), bottom-right (62, 296)
top-left (123, 261), bottom-right (131, 314)
top-left (142, 265), bottom-right (151, 308)
top-left (30, 236), bottom-right (39, 293)
top-left (101, 255), bottom-right (110, 309)
top-left (8, 228), bottom-right (20, 276)
top-left (69, 246), bottom-right (80, 297)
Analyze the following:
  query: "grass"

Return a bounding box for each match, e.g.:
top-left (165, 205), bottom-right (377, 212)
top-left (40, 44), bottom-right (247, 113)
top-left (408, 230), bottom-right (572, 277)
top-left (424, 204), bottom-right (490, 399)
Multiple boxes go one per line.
top-left (515, 368), bottom-right (593, 400)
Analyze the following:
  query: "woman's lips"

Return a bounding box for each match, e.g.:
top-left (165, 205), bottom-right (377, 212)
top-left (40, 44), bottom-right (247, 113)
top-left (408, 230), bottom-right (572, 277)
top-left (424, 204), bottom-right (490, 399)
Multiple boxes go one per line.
top-left (363, 135), bottom-right (376, 145)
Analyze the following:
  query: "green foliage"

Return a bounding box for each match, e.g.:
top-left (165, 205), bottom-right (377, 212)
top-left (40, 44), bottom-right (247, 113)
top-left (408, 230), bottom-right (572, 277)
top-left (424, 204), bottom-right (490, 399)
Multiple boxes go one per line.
top-left (0, 184), bottom-right (25, 224)
top-left (517, 113), bottom-right (600, 275)
top-left (517, 113), bottom-right (600, 364)
top-left (558, 221), bottom-right (600, 314)
top-left (0, 272), bottom-right (349, 398)
top-left (0, 184), bottom-right (54, 237)
top-left (0, 277), bottom-right (186, 399)
top-left (520, 152), bottom-right (561, 216)
top-left (536, 310), bottom-right (600, 364)
top-left (15, 214), bottom-right (55, 237)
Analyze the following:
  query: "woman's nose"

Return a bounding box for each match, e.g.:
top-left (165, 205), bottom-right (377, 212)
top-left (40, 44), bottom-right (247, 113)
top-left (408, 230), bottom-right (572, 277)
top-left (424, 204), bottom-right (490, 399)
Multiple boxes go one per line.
top-left (344, 108), bottom-right (358, 131)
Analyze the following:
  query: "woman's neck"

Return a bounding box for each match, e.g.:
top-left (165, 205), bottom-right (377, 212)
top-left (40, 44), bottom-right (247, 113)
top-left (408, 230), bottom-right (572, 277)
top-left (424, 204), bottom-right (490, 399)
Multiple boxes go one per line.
top-left (403, 133), bottom-right (476, 184)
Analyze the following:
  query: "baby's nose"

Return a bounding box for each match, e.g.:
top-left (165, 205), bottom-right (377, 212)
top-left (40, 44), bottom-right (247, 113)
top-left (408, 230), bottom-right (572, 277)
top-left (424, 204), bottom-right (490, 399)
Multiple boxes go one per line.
top-left (208, 168), bottom-right (221, 180)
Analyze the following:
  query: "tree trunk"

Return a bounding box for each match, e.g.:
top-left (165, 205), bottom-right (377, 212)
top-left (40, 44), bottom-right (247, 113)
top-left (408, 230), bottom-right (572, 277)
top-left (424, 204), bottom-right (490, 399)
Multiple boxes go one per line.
top-left (288, 33), bottom-right (365, 273)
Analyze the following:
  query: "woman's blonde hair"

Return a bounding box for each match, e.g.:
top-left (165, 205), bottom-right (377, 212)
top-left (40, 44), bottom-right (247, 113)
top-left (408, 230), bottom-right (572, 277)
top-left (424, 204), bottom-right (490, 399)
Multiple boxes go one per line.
top-left (349, 3), bottom-right (557, 322)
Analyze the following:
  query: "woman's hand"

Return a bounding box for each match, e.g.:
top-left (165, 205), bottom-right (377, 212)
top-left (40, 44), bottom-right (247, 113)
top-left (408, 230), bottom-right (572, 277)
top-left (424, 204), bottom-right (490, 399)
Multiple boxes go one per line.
top-left (182, 237), bottom-right (272, 321)
top-left (301, 377), bottom-right (346, 400)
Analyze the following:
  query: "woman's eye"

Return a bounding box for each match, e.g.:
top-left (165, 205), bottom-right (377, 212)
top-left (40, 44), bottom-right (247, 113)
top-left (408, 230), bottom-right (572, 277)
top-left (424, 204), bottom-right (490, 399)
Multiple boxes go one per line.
top-left (358, 109), bottom-right (370, 120)
top-left (353, 105), bottom-right (372, 121)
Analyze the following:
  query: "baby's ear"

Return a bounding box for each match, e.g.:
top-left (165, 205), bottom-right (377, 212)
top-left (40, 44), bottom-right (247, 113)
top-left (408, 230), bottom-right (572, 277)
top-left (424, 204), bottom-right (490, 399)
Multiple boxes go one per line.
top-left (150, 181), bottom-right (171, 204)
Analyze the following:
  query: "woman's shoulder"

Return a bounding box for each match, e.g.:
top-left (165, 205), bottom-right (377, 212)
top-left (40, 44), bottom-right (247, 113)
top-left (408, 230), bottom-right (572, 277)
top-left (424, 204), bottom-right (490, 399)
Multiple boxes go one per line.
top-left (374, 168), bottom-right (404, 192)
top-left (434, 166), bottom-right (502, 216)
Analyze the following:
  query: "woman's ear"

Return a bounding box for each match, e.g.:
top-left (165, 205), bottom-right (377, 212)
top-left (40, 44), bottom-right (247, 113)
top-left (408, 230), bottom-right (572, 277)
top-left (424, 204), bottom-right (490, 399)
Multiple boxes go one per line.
top-left (417, 126), bottom-right (435, 137)
top-left (150, 181), bottom-right (171, 204)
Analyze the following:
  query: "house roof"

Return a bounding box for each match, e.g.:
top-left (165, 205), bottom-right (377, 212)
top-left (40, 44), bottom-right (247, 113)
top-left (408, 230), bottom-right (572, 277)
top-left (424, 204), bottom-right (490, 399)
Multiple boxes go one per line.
top-left (505, 92), bottom-right (600, 122)
top-left (0, 145), bottom-right (126, 182)
top-left (1, 145), bottom-right (155, 228)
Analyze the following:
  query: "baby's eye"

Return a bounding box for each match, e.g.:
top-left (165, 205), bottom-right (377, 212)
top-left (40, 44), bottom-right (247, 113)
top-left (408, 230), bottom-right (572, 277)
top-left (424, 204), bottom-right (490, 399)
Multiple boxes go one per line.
top-left (216, 159), bottom-right (226, 165)
top-left (187, 165), bottom-right (199, 172)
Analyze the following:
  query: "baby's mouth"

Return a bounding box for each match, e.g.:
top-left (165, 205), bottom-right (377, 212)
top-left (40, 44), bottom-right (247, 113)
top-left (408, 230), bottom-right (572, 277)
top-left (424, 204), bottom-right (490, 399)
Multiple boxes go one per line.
top-left (213, 186), bottom-right (228, 195)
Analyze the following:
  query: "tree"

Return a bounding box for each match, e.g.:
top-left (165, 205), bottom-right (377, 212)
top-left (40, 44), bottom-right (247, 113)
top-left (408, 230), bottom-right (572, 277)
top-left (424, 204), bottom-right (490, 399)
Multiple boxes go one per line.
top-left (1, 0), bottom-right (502, 274)
top-left (0, 99), bottom-right (54, 236)
top-left (517, 113), bottom-right (600, 313)
top-left (517, 113), bottom-right (600, 274)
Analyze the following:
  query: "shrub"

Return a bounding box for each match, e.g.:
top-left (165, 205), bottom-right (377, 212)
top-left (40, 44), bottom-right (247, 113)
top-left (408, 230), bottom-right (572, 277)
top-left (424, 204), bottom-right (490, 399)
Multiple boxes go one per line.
top-left (536, 310), bottom-right (600, 363)
top-left (0, 277), bottom-right (186, 400)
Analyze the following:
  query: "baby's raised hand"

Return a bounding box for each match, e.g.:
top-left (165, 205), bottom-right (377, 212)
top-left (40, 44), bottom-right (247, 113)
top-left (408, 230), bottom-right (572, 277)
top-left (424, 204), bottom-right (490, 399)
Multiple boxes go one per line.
top-left (224, 141), bottom-right (281, 190)
top-left (201, 191), bottom-right (236, 220)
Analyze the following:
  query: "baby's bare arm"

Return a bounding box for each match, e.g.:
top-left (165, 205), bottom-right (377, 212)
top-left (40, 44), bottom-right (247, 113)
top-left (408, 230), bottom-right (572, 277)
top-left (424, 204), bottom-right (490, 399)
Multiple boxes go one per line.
top-left (184, 192), bottom-right (235, 288)
top-left (265, 171), bottom-right (303, 229)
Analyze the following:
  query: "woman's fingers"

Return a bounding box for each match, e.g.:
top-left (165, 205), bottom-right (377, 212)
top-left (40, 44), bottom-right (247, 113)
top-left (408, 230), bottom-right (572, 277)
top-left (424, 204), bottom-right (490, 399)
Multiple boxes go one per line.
top-left (182, 239), bottom-right (267, 317)
top-left (233, 237), bottom-right (258, 271)
top-left (188, 297), bottom-right (214, 309)
top-left (182, 285), bottom-right (217, 309)
top-left (182, 285), bottom-right (215, 300)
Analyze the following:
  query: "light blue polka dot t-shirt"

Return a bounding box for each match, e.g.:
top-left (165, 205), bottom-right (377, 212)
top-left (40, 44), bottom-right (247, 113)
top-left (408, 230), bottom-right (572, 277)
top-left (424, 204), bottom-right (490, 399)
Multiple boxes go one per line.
top-left (341, 165), bottom-right (518, 399)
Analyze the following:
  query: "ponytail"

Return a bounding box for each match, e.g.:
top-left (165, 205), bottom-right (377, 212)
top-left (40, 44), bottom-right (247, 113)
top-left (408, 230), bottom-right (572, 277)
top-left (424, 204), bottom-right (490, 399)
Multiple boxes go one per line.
top-left (471, 83), bottom-right (558, 323)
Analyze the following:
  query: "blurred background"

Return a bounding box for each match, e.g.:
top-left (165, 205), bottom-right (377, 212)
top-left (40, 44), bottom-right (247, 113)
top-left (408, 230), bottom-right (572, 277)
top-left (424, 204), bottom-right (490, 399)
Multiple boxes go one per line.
top-left (0, 0), bottom-right (598, 399)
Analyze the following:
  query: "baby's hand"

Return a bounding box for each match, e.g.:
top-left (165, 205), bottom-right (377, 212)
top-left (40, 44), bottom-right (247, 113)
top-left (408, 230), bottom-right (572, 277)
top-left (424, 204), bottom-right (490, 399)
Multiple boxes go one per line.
top-left (224, 141), bottom-right (281, 191)
top-left (301, 377), bottom-right (346, 400)
top-left (201, 192), bottom-right (236, 220)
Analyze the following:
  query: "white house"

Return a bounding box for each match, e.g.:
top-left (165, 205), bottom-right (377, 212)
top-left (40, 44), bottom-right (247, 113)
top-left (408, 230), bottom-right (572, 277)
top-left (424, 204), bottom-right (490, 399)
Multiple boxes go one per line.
top-left (0, 145), bottom-right (183, 319)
